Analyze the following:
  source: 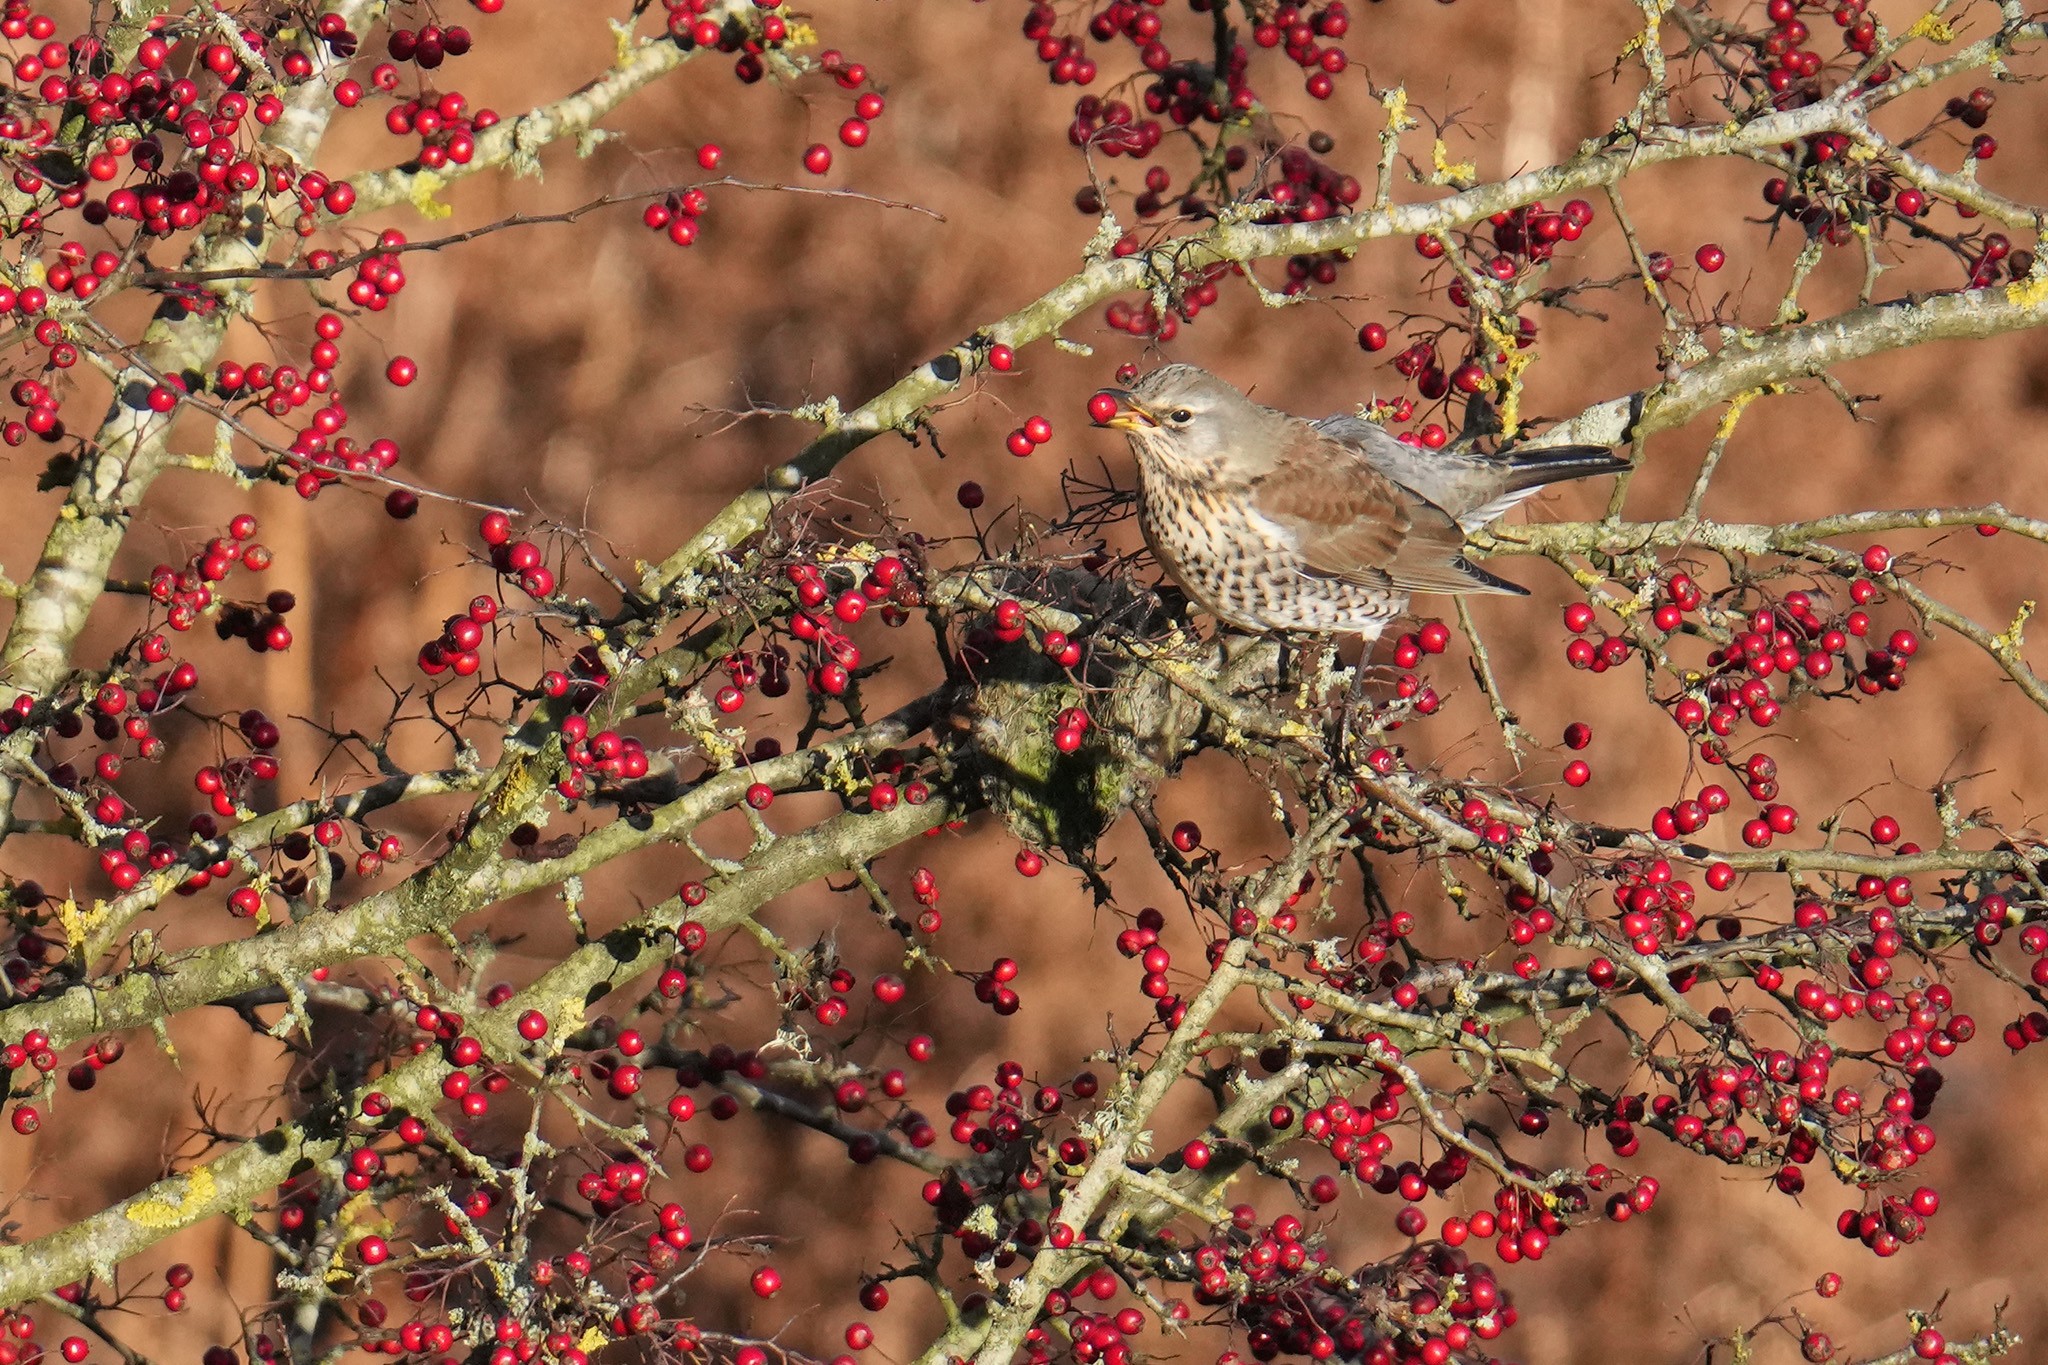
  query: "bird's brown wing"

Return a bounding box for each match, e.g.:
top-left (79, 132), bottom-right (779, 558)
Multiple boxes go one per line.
top-left (1252, 425), bottom-right (1526, 596)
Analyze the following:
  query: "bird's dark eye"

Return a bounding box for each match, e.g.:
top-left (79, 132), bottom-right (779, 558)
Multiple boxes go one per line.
top-left (1169, 408), bottom-right (1193, 424)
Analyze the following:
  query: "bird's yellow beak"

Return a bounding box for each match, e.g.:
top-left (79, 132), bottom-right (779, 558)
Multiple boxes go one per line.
top-left (1091, 388), bottom-right (1158, 431)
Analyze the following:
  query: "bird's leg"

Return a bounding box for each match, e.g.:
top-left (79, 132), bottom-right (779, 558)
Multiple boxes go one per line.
top-left (1333, 633), bottom-right (1375, 765)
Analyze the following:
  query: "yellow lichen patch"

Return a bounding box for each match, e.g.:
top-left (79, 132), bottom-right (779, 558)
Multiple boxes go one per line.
top-left (334, 1191), bottom-right (372, 1227)
top-left (1715, 387), bottom-right (1766, 442)
top-left (123, 1167), bottom-right (217, 1228)
top-left (1478, 316), bottom-right (1532, 437)
top-left (409, 169), bottom-right (454, 220)
top-left (324, 1194), bottom-right (384, 1281)
top-left (56, 894), bottom-right (109, 953)
top-left (1380, 87), bottom-right (1413, 132)
top-left (1992, 600), bottom-right (2035, 657)
top-left (1905, 13), bottom-right (1956, 43)
top-left (2006, 265), bottom-right (2048, 311)
top-left (1430, 141), bottom-right (1475, 186)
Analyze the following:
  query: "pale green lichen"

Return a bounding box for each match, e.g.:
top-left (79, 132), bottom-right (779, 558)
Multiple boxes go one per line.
top-left (1082, 210), bottom-right (1126, 264)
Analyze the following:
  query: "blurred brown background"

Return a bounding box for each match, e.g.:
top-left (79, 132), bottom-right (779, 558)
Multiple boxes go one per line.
top-left (3, 1), bottom-right (2047, 1363)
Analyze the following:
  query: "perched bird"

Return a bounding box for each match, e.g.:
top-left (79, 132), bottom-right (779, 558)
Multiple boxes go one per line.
top-left (1089, 364), bottom-right (1628, 637)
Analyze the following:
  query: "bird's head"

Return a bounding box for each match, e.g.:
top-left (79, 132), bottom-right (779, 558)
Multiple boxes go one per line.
top-left (1090, 365), bottom-right (1272, 482)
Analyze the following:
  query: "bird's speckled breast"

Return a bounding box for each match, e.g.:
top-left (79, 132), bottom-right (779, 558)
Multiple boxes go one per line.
top-left (1137, 473), bottom-right (1403, 636)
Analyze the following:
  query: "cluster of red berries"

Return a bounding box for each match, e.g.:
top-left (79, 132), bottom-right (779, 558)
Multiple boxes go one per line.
top-left (1387, 619), bottom-right (1451, 673)
top-left (384, 22), bottom-right (475, 71)
top-left (1736, 3), bottom-right (2028, 290)
top-left (1250, 2), bottom-right (1352, 98)
top-left (418, 594), bottom-right (502, 679)
top-left (146, 512), bottom-right (274, 636)
top-left (1039, 0), bottom-right (1379, 339)
top-left (380, 88), bottom-right (495, 169)
top-left (1754, 0), bottom-right (1884, 95)
top-left (245, 818), bottom-right (392, 908)
top-left (0, 27), bottom-right (331, 233)
top-left (1599, 855), bottom-right (1700, 957)
top-left (778, 553), bottom-right (915, 699)
top-left (965, 957), bottom-right (1023, 1016)
top-left (1006, 414), bottom-right (1055, 457)
top-left (1219, 1238), bottom-right (1518, 1365)
top-left (1065, 93), bottom-right (1163, 166)
top-left (1259, 147), bottom-right (1363, 284)
top-left (0, 0), bottom-right (515, 558)
top-left (1545, 563), bottom-right (1925, 859)
top-left (664, 0), bottom-right (883, 177)
top-left (1478, 199), bottom-right (1595, 267)
top-left (1022, 3), bottom-right (1102, 86)
top-left (412, 516), bottom-right (556, 681)
top-left (1101, 287), bottom-right (1189, 340)
top-left (0, 1024), bottom-right (67, 1132)
top-left (804, 69), bottom-right (888, 174)
top-left (557, 714), bottom-right (653, 791)
top-left (480, 510), bottom-right (557, 600)
top-left (1113, 907), bottom-right (1184, 1024)
top-left (63, 687), bottom-right (275, 892)
top-left (2, 372), bottom-right (65, 446)
top-left (957, 595), bottom-right (1043, 676)
top-left (935, 1058), bottom-right (1083, 1189)
top-left (1026, 1287), bottom-right (1184, 1365)
top-left (644, 182), bottom-right (713, 247)
top-left (2000, 1008), bottom-right (2048, 1052)
top-left (713, 647), bottom-right (790, 712)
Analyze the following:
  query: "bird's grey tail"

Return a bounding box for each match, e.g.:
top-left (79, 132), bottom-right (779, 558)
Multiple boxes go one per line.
top-left (1496, 445), bottom-right (1632, 496)
top-left (1451, 445), bottom-right (1630, 532)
